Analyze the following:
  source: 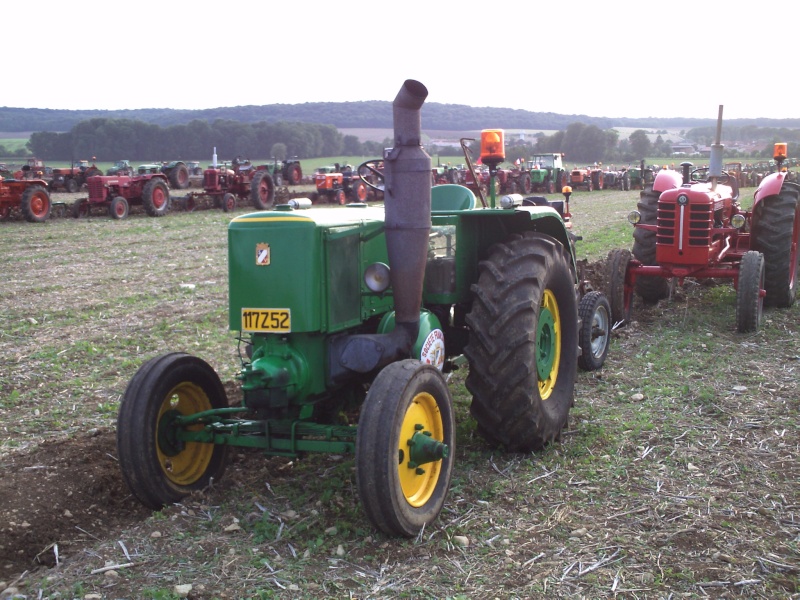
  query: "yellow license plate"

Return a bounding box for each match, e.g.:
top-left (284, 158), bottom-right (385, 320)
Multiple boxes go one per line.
top-left (241, 309), bottom-right (291, 333)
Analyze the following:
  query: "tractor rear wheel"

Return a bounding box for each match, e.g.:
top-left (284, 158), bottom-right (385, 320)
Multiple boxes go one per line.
top-left (632, 189), bottom-right (670, 303)
top-left (286, 163), bottom-right (302, 185)
top-left (21, 185), bottom-right (51, 223)
top-left (606, 248), bottom-right (632, 325)
top-left (736, 251), bottom-right (764, 333)
top-left (356, 360), bottom-right (454, 537)
top-left (142, 178), bottom-right (170, 217)
top-left (751, 185), bottom-right (800, 307)
top-left (117, 352), bottom-right (229, 509)
top-left (578, 291), bottom-right (611, 371)
top-left (250, 171), bottom-right (275, 210)
top-left (109, 196), bottom-right (129, 220)
top-left (222, 192), bottom-right (236, 213)
top-left (464, 232), bottom-right (578, 452)
top-left (168, 164), bottom-right (190, 190)
top-left (520, 173), bottom-right (532, 195)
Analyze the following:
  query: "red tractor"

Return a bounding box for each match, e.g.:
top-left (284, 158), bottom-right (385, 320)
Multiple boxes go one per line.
top-left (175, 157), bottom-right (276, 212)
top-left (49, 160), bottom-right (103, 193)
top-left (74, 172), bottom-right (171, 219)
top-left (312, 163), bottom-right (368, 204)
top-left (0, 175), bottom-right (52, 222)
top-left (606, 126), bottom-right (800, 333)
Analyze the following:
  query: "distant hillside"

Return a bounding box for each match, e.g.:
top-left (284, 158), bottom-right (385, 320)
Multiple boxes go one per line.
top-left (3, 102), bottom-right (800, 134)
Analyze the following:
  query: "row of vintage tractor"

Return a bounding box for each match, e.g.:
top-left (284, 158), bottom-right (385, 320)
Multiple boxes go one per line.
top-left (0, 156), bottom-right (309, 222)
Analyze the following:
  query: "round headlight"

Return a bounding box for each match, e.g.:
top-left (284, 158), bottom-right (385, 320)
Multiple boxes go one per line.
top-left (627, 210), bottom-right (641, 225)
top-left (731, 214), bottom-right (746, 229)
top-left (364, 262), bottom-right (391, 292)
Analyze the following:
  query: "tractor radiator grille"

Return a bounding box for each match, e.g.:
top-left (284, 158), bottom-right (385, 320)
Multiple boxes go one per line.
top-left (656, 201), bottom-right (713, 246)
top-left (87, 179), bottom-right (105, 197)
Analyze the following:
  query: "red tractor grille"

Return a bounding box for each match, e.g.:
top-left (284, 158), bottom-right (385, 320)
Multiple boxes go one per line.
top-left (657, 200), bottom-right (713, 247)
top-left (87, 178), bottom-right (106, 199)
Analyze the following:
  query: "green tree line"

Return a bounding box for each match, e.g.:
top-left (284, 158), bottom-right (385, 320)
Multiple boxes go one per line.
top-left (27, 118), bottom-right (390, 162)
top-left (25, 116), bottom-right (799, 164)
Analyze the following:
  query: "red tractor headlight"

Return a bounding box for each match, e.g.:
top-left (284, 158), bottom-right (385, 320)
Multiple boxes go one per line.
top-left (731, 214), bottom-right (746, 229)
top-left (627, 210), bottom-right (641, 225)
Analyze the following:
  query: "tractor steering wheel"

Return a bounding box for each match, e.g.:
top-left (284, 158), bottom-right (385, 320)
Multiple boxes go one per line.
top-left (690, 167), bottom-right (731, 184)
top-left (358, 159), bottom-right (385, 193)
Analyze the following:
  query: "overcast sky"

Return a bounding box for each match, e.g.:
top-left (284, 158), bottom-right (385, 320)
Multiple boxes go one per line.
top-left (8, 1), bottom-right (798, 121)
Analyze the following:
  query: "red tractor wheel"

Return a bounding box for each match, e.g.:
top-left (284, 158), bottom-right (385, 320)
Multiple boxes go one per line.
top-left (605, 248), bottom-right (633, 325)
top-left (143, 178), bottom-right (170, 217)
top-left (286, 163), bottom-right (302, 185)
top-left (334, 189), bottom-right (346, 205)
top-left (736, 251), bottom-right (765, 333)
top-left (351, 180), bottom-right (368, 202)
top-left (168, 164), bottom-right (190, 190)
top-left (109, 196), bottom-right (129, 220)
top-left (21, 185), bottom-right (51, 223)
top-left (71, 198), bottom-right (89, 218)
top-left (222, 193), bottom-right (236, 213)
top-left (751, 186), bottom-right (800, 307)
top-left (250, 171), bottom-right (275, 210)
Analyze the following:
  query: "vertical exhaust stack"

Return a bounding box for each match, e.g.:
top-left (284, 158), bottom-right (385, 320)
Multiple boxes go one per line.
top-left (336, 80), bottom-right (431, 375)
top-left (384, 79), bottom-right (432, 337)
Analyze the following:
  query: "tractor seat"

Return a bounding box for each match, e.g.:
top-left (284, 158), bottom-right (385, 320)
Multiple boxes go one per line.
top-left (431, 184), bottom-right (476, 211)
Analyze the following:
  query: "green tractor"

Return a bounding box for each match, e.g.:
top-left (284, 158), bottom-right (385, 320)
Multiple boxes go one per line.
top-left (117, 80), bottom-right (611, 536)
top-left (526, 153), bottom-right (567, 193)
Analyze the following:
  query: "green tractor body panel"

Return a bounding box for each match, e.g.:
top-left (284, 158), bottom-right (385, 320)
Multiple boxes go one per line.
top-left (228, 201), bottom-right (575, 410)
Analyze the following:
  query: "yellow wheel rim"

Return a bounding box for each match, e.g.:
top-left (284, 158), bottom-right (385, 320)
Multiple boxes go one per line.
top-left (537, 289), bottom-right (562, 400)
top-left (156, 382), bottom-right (214, 486)
top-left (398, 392), bottom-right (444, 507)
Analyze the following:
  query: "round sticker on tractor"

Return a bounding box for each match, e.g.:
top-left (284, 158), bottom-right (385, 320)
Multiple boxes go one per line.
top-left (420, 329), bottom-right (445, 370)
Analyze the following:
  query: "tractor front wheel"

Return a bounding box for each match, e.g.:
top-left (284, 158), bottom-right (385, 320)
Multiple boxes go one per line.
top-left (117, 352), bottom-right (229, 509)
top-left (142, 179), bottom-right (170, 217)
top-left (351, 179), bottom-right (368, 202)
top-left (222, 192), bottom-right (236, 213)
top-left (356, 360), bottom-right (454, 537)
top-left (606, 248), bottom-right (632, 326)
top-left (464, 232), bottom-right (578, 451)
top-left (66, 178), bottom-right (79, 193)
top-left (21, 185), bottom-right (51, 223)
top-left (109, 196), bottom-right (129, 220)
top-left (736, 251), bottom-right (765, 333)
top-left (71, 198), bottom-right (89, 218)
top-left (578, 291), bottom-right (611, 371)
top-left (751, 185), bottom-right (800, 307)
top-left (250, 171), bottom-right (275, 210)
top-left (632, 189), bottom-right (670, 303)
